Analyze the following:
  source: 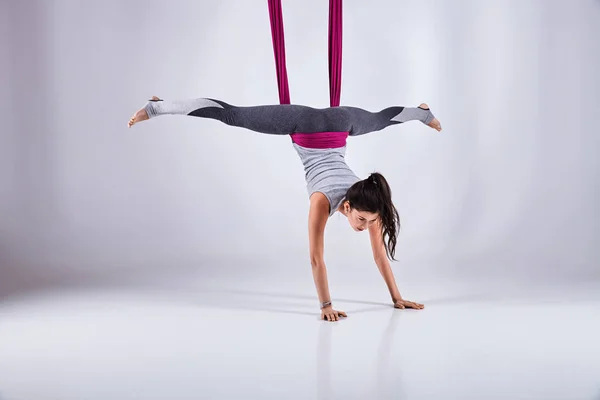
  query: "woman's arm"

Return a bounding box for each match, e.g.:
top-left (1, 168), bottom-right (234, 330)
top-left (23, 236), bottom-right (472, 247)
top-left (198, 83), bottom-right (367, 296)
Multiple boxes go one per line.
top-left (309, 193), bottom-right (347, 321)
top-left (368, 219), bottom-right (424, 309)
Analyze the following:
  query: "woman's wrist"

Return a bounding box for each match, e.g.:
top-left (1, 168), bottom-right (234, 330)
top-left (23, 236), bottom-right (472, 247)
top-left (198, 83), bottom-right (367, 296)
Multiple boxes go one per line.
top-left (320, 300), bottom-right (332, 309)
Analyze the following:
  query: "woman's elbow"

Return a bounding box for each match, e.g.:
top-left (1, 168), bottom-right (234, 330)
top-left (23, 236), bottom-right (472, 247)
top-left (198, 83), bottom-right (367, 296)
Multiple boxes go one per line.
top-left (310, 255), bottom-right (325, 268)
top-left (373, 251), bottom-right (388, 265)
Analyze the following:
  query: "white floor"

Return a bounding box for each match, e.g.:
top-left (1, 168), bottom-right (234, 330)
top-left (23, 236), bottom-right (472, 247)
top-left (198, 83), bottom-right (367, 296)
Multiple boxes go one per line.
top-left (1, 279), bottom-right (599, 400)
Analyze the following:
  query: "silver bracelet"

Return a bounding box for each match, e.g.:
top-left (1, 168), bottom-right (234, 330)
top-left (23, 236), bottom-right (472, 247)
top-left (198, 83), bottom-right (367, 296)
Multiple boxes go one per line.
top-left (320, 301), bottom-right (332, 309)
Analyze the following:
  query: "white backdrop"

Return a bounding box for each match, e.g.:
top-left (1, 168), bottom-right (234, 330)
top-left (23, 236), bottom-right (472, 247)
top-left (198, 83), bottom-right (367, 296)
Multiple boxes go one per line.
top-left (1, 0), bottom-right (599, 298)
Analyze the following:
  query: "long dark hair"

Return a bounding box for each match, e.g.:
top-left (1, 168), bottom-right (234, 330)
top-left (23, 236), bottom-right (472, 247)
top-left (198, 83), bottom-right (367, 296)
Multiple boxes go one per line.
top-left (344, 172), bottom-right (401, 261)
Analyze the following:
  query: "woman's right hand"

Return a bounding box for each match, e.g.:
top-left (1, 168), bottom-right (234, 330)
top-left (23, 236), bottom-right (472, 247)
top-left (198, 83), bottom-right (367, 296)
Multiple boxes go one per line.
top-left (321, 306), bottom-right (347, 322)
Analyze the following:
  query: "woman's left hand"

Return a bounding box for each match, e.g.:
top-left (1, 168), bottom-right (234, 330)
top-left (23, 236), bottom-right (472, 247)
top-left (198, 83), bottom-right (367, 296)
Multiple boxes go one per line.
top-left (394, 299), bottom-right (424, 310)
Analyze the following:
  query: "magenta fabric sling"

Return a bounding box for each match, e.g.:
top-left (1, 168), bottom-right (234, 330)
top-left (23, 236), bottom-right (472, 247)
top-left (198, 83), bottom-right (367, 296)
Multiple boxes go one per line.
top-left (267, 0), bottom-right (291, 105)
top-left (289, 131), bottom-right (349, 149)
top-left (268, 0), bottom-right (347, 149)
top-left (328, 0), bottom-right (343, 108)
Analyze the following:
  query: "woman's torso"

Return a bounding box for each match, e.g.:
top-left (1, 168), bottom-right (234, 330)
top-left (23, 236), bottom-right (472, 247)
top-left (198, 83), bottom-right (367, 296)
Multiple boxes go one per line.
top-left (292, 142), bottom-right (360, 217)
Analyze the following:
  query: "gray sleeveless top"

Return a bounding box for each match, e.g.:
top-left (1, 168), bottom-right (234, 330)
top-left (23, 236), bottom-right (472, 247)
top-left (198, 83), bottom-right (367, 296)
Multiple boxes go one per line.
top-left (292, 143), bottom-right (361, 217)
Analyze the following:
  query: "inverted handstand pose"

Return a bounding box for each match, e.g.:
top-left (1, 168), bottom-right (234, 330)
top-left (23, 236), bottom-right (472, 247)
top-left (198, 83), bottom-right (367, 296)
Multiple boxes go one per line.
top-left (128, 96), bottom-right (442, 321)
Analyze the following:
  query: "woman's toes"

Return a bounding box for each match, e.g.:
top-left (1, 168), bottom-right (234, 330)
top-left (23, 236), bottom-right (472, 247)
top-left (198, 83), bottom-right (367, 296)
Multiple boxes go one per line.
top-left (428, 118), bottom-right (442, 131)
top-left (128, 114), bottom-right (139, 127)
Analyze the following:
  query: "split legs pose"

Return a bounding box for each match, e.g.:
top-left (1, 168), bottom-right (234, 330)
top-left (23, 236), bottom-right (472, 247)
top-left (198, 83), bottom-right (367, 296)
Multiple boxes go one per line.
top-left (128, 96), bottom-right (442, 134)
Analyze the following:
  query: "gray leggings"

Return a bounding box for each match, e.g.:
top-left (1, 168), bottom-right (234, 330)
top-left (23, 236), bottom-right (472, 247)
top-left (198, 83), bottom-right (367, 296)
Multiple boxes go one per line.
top-left (144, 98), bottom-right (435, 136)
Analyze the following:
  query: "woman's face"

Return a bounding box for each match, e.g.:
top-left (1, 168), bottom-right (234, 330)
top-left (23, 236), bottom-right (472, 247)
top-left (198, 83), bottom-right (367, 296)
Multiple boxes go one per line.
top-left (344, 202), bottom-right (379, 232)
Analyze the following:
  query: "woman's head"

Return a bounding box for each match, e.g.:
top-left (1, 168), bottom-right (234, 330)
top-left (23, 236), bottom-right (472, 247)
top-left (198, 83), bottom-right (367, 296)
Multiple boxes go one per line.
top-left (342, 172), bottom-right (401, 261)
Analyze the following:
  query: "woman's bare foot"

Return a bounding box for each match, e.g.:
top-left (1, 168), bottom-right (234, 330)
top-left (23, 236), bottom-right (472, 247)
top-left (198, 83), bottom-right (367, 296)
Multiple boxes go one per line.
top-left (419, 103), bottom-right (442, 132)
top-left (128, 96), bottom-right (161, 128)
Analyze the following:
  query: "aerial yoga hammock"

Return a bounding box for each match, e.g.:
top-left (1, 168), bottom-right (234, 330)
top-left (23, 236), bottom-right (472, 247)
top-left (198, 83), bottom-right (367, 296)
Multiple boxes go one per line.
top-left (127, 0), bottom-right (440, 321)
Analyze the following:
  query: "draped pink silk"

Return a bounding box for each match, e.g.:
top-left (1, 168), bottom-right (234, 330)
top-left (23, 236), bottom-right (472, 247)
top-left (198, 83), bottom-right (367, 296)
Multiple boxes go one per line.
top-left (328, 0), bottom-right (343, 108)
top-left (289, 131), bottom-right (349, 149)
top-left (268, 0), bottom-right (346, 148)
top-left (267, 0), bottom-right (291, 105)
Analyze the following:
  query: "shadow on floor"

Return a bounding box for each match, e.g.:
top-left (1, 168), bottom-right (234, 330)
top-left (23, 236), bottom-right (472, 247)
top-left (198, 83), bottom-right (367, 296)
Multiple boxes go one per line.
top-left (142, 286), bottom-right (422, 318)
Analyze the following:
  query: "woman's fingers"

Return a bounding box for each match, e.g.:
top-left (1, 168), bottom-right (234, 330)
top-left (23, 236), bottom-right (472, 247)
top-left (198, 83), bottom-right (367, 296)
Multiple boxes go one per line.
top-left (395, 299), bottom-right (425, 310)
top-left (410, 302), bottom-right (424, 309)
top-left (322, 309), bottom-right (347, 322)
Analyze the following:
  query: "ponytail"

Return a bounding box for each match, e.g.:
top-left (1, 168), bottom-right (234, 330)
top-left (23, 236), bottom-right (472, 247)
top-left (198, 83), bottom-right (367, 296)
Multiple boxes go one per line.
top-left (344, 172), bottom-right (401, 261)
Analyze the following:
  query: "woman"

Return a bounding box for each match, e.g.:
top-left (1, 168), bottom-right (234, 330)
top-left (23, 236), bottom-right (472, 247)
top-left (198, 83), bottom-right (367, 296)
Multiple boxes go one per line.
top-left (128, 96), bottom-right (442, 321)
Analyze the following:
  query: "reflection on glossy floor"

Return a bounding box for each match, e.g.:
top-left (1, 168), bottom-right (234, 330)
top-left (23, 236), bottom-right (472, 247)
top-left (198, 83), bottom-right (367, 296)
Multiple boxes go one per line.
top-left (0, 280), bottom-right (599, 400)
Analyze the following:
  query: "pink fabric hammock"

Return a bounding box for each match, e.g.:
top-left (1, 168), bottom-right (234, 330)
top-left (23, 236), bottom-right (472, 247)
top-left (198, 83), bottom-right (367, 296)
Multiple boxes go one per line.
top-left (268, 0), bottom-right (343, 108)
top-left (328, 0), bottom-right (343, 108)
top-left (267, 0), bottom-right (345, 148)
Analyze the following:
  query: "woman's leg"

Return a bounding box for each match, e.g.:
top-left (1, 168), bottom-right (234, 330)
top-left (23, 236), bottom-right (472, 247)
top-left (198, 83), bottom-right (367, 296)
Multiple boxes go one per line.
top-left (128, 97), bottom-right (441, 135)
top-left (342, 104), bottom-right (441, 136)
top-left (129, 96), bottom-right (326, 135)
